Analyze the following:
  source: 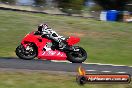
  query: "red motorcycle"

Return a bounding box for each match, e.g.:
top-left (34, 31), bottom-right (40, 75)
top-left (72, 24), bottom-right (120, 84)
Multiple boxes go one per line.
top-left (15, 31), bottom-right (87, 63)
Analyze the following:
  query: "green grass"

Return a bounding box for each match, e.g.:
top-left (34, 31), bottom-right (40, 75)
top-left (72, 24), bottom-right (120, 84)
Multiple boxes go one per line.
top-left (0, 10), bottom-right (132, 65)
top-left (0, 71), bottom-right (131, 88)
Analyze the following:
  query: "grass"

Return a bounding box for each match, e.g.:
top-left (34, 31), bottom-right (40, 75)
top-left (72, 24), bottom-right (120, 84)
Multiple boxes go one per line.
top-left (0, 71), bottom-right (131, 88)
top-left (0, 10), bottom-right (132, 88)
top-left (0, 10), bottom-right (132, 65)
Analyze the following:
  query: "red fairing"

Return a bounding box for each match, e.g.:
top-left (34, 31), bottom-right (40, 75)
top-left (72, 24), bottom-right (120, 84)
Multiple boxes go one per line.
top-left (66, 36), bottom-right (80, 46)
top-left (21, 31), bottom-right (67, 60)
top-left (21, 32), bottom-right (41, 48)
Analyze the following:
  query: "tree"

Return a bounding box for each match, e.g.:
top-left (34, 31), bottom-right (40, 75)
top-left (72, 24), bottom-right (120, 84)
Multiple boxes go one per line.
top-left (57, 0), bottom-right (85, 14)
top-left (0, 0), bottom-right (16, 4)
top-left (125, 0), bottom-right (132, 11)
top-left (94, 0), bottom-right (130, 11)
top-left (34, 0), bottom-right (46, 6)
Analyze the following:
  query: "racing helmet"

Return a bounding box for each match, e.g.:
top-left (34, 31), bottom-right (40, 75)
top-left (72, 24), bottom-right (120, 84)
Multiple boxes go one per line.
top-left (38, 23), bottom-right (48, 32)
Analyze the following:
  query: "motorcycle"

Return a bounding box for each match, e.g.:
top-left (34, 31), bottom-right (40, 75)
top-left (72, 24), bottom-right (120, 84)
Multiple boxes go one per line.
top-left (15, 31), bottom-right (87, 63)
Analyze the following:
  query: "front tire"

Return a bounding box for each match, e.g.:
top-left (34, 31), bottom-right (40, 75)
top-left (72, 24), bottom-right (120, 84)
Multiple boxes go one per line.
top-left (67, 47), bottom-right (87, 63)
top-left (15, 45), bottom-right (37, 60)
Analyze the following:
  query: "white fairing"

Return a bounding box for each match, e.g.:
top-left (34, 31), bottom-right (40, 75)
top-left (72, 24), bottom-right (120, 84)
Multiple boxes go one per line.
top-left (44, 42), bottom-right (52, 51)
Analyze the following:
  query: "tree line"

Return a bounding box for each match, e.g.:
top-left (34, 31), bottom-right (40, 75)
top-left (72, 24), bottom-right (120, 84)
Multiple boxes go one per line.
top-left (0, 0), bottom-right (131, 13)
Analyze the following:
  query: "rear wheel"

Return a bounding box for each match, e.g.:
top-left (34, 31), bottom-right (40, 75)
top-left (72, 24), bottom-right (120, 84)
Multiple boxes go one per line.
top-left (67, 47), bottom-right (87, 63)
top-left (15, 45), bottom-right (37, 60)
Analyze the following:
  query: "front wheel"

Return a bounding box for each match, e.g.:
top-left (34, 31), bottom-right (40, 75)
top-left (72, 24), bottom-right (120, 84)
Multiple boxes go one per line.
top-left (15, 45), bottom-right (37, 60)
top-left (67, 47), bottom-right (87, 63)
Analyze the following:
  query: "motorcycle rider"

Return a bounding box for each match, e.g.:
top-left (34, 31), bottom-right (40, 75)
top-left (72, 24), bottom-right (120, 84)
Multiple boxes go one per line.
top-left (36, 24), bottom-right (67, 50)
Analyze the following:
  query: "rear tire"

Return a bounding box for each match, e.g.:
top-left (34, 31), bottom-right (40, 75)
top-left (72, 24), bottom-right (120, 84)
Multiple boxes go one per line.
top-left (67, 47), bottom-right (87, 63)
top-left (15, 45), bottom-right (37, 60)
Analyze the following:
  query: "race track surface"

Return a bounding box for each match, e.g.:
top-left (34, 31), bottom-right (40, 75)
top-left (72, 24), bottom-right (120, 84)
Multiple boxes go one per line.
top-left (0, 57), bottom-right (132, 75)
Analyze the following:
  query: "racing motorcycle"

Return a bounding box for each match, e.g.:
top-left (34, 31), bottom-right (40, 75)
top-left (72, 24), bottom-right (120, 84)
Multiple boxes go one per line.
top-left (15, 31), bottom-right (87, 63)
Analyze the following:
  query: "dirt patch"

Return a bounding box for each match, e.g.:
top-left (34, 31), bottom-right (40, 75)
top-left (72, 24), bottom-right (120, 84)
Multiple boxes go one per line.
top-left (61, 32), bottom-right (86, 37)
top-left (88, 32), bottom-right (104, 38)
top-left (85, 31), bottom-right (127, 38)
top-left (59, 31), bottom-right (127, 39)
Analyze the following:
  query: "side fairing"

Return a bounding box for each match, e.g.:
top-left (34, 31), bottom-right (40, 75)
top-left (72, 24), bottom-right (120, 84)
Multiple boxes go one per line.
top-left (66, 36), bottom-right (80, 46)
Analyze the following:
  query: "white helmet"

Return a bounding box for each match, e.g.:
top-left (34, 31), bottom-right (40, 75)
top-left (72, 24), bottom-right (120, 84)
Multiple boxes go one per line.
top-left (38, 23), bottom-right (48, 31)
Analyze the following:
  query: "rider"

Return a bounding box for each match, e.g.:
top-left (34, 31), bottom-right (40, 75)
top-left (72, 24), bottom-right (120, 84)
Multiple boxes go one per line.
top-left (37, 23), bottom-right (66, 50)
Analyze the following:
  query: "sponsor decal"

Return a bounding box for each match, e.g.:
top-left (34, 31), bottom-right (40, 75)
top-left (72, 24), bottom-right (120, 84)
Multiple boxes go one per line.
top-left (76, 66), bottom-right (131, 85)
top-left (42, 51), bottom-right (63, 56)
top-left (47, 51), bottom-right (56, 55)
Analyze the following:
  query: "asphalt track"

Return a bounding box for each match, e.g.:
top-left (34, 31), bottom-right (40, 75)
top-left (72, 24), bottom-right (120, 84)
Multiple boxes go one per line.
top-left (0, 57), bottom-right (132, 75)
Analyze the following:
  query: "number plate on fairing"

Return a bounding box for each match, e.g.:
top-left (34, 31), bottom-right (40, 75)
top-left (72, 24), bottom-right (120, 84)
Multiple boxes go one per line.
top-left (38, 50), bottom-right (67, 60)
top-left (42, 50), bottom-right (64, 56)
